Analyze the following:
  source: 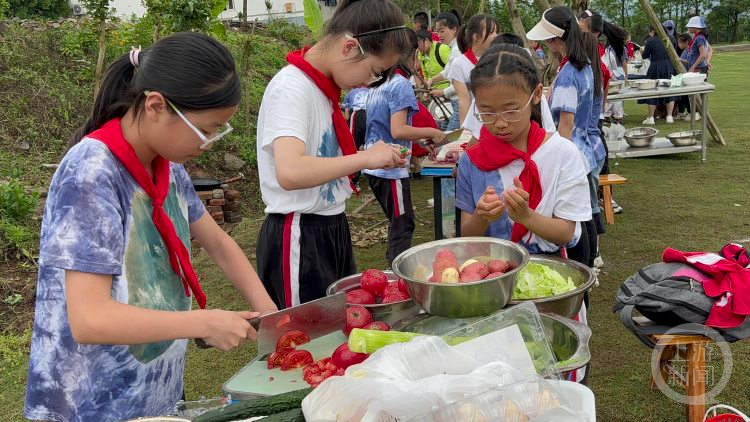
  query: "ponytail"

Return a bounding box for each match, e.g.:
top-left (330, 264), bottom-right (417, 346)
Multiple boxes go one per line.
top-left (435, 9), bottom-right (461, 29)
top-left (601, 20), bottom-right (628, 66)
top-left (545, 6), bottom-right (587, 70)
top-left (69, 32), bottom-right (240, 149)
top-left (582, 32), bottom-right (603, 98)
top-left (457, 14), bottom-right (497, 54)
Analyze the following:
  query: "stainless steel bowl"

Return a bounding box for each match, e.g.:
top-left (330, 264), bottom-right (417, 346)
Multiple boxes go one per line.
top-left (626, 79), bottom-right (639, 89)
top-left (635, 79), bottom-right (658, 90)
top-left (391, 310), bottom-right (591, 375)
top-left (391, 237), bottom-right (530, 318)
top-left (326, 271), bottom-right (421, 324)
top-left (607, 80), bottom-right (623, 95)
top-left (508, 255), bottom-right (596, 319)
top-left (624, 127), bottom-right (658, 148)
top-left (666, 130), bottom-right (701, 147)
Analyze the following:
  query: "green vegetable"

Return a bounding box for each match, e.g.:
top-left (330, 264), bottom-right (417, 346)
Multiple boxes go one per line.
top-left (348, 328), bottom-right (424, 354)
top-left (193, 388), bottom-right (312, 422)
top-left (512, 263), bottom-right (576, 300)
top-left (263, 408), bottom-right (306, 422)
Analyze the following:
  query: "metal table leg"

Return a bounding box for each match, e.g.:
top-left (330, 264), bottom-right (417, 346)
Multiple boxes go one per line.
top-left (700, 93), bottom-right (708, 162)
top-left (432, 176), bottom-right (443, 240)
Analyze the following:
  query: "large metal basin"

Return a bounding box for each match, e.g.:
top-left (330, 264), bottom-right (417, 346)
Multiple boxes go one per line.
top-left (391, 310), bottom-right (591, 375)
top-left (326, 271), bottom-right (421, 325)
top-left (509, 255), bottom-right (596, 319)
top-left (391, 237), bottom-right (529, 318)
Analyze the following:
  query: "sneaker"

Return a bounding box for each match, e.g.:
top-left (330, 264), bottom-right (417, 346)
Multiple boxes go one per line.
top-left (694, 112), bottom-right (701, 121)
top-left (642, 117), bottom-right (655, 125)
top-left (594, 255), bottom-right (605, 269)
top-left (666, 115), bottom-right (674, 123)
top-left (684, 112), bottom-right (701, 121)
top-left (612, 199), bottom-right (623, 214)
top-left (427, 198), bottom-right (435, 208)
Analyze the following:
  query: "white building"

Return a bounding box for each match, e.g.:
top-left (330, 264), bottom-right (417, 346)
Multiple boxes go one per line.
top-left (69, 0), bottom-right (335, 25)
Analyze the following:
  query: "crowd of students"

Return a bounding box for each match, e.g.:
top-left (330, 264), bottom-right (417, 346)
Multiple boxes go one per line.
top-left (24, 0), bottom-right (714, 419)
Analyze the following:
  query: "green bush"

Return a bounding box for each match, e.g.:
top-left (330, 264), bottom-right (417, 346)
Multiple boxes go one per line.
top-left (0, 179), bottom-right (38, 223)
top-left (7, 0), bottom-right (69, 19)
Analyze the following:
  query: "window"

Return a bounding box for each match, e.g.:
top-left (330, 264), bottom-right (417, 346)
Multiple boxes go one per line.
top-left (226, 0), bottom-right (234, 10)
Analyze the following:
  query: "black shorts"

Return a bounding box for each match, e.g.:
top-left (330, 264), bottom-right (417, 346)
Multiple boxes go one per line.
top-left (256, 213), bottom-right (357, 309)
top-left (351, 110), bottom-right (367, 150)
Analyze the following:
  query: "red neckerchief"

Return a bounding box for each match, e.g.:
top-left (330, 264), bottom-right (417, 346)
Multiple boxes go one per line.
top-left (688, 34), bottom-right (705, 54)
top-left (286, 47), bottom-right (360, 194)
top-left (465, 49), bottom-right (478, 65)
top-left (466, 121), bottom-right (546, 242)
top-left (558, 56), bottom-right (568, 71)
top-left (88, 118), bottom-right (207, 308)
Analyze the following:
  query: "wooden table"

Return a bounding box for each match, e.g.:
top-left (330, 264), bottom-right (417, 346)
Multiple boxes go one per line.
top-left (607, 82), bottom-right (715, 162)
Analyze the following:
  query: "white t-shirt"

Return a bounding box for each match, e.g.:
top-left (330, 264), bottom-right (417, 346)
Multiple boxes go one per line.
top-left (449, 54), bottom-right (477, 136)
top-left (440, 38), bottom-right (462, 99)
top-left (497, 132), bottom-right (592, 252)
top-left (464, 95), bottom-right (558, 139)
top-left (602, 45), bottom-right (626, 80)
top-left (257, 65), bottom-right (353, 216)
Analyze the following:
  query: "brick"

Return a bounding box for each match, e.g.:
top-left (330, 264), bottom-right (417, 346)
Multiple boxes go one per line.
top-left (206, 205), bottom-right (223, 213)
top-left (223, 202), bottom-right (241, 212)
top-left (224, 189), bottom-right (240, 201)
top-left (212, 189), bottom-right (224, 199)
top-left (210, 211), bottom-right (224, 221)
top-left (209, 198), bottom-right (226, 206)
top-left (224, 211), bottom-right (242, 219)
top-left (198, 191), bottom-right (214, 200)
top-left (226, 215), bottom-right (243, 223)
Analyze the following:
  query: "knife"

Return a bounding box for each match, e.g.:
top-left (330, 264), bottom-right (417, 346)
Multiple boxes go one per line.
top-left (195, 292), bottom-right (347, 355)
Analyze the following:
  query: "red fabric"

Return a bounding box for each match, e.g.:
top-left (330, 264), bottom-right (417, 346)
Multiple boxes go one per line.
top-left (411, 103), bottom-right (437, 157)
top-left (89, 119), bottom-right (206, 308)
top-left (390, 180), bottom-right (402, 218)
top-left (282, 213), bottom-right (294, 309)
top-left (627, 42), bottom-right (636, 59)
top-left (465, 49), bottom-right (478, 65)
top-left (663, 247), bottom-right (750, 329)
top-left (431, 31), bottom-right (440, 42)
top-left (466, 121), bottom-right (547, 242)
top-left (287, 47), bottom-right (359, 194)
top-left (558, 56), bottom-right (568, 71)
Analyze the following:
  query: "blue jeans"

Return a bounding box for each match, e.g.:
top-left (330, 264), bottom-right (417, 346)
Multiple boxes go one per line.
top-left (447, 99), bottom-right (460, 131)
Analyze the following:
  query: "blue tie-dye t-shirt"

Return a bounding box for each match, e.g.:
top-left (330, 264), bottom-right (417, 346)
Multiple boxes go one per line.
top-left (24, 138), bottom-right (205, 422)
top-left (549, 62), bottom-right (605, 173)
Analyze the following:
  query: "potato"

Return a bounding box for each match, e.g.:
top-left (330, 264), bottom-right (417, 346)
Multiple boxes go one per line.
top-left (459, 259), bottom-right (479, 272)
top-left (432, 250), bottom-right (459, 280)
top-left (441, 268), bottom-right (460, 283)
top-left (488, 259), bottom-right (510, 274)
top-left (484, 272), bottom-right (505, 279)
top-left (459, 262), bottom-right (489, 282)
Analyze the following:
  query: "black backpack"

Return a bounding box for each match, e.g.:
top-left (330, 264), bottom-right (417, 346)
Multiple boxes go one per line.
top-left (613, 262), bottom-right (750, 348)
top-left (434, 42), bottom-right (447, 68)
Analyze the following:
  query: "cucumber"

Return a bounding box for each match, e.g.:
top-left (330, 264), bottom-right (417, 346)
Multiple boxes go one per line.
top-left (263, 408), bottom-right (306, 422)
top-left (193, 388), bottom-right (312, 422)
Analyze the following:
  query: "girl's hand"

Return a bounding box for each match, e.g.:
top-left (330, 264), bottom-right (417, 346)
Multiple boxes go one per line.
top-left (365, 141), bottom-right (406, 170)
top-left (475, 186), bottom-right (505, 223)
top-left (201, 310), bottom-right (260, 351)
top-left (503, 178), bottom-right (531, 224)
top-left (430, 89), bottom-right (444, 98)
top-left (429, 129), bottom-right (447, 146)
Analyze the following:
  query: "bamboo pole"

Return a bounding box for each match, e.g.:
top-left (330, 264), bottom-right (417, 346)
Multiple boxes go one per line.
top-left (637, 0), bottom-right (726, 145)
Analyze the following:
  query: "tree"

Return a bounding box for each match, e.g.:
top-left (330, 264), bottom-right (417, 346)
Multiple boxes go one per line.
top-left (143, 0), bottom-right (227, 40)
top-left (7, 0), bottom-right (69, 19)
top-left (80, 0), bottom-right (110, 99)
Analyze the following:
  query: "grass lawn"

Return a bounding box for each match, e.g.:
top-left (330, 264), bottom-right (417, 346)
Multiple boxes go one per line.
top-left (2, 51), bottom-right (749, 421)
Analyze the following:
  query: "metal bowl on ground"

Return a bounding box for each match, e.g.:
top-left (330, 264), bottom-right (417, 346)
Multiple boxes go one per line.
top-left (666, 130), bottom-right (701, 147)
top-left (624, 127), bottom-right (658, 148)
top-left (326, 271), bottom-right (420, 324)
top-left (391, 310), bottom-right (592, 376)
top-left (635, 79), bottom-right (658, 90)
top-left (508, 255), bottom-right (596, 319)
top-left (391, 237), bottom-right (530, 318)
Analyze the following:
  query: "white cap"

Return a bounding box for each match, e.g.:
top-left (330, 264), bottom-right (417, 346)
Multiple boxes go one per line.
top-left (526, 9), bottom-right (565, 41)
top-left (686, 16), bottom-right (706, 29)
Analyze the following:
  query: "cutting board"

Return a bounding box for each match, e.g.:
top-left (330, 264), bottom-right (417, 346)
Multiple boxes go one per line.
top-left (223, 331), bottom-right (348, 399)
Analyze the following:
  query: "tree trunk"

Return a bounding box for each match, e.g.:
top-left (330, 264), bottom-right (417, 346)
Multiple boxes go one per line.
top-left (243, 0), bottom-right (248, 29)
top-left (93, 17), bottom-right (106, 99)
top-left (479, 0), bottom-right (486, 13)
top-left (637, 0), bottom-right (726, 146)
top-left (731, 10), bottom-right (739, 44)
top-left (533, 0), bottom-right (551, 13)
top-left (549, 0), bottom-right (564, 6)
top-left (506, 0), bottom-right (529, 48)
top-left (571, 0), bottom-right (588, 16)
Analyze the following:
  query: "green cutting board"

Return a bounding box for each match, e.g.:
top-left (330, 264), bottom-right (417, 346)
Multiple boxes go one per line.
top-left (223, 331), bottom-right (348, 399)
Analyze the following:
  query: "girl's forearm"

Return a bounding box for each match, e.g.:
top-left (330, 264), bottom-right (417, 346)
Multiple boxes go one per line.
top-left (519, 212), bottom-right (575, 245)
top-left (460, 212), bottom-right (491, 237)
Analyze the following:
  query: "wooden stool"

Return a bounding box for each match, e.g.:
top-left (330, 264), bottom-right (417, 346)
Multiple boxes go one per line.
top-left (634, 316), bottom-right (712, 422)
top-left (599, 174), bottom-right (627, 224)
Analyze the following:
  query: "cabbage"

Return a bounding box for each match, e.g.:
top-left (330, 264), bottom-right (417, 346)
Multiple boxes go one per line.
top-left (512, 263), bottom-right (576, 299)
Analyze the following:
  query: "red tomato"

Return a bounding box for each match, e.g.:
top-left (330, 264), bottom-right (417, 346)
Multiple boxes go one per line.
top-left (382, 282), bottom-right (401, 296)
top-left (360, 269), bottom-right (388, 296)
top-left (382, 291), bottom-right (410, 303)
top-left (276, 330), bottom-right (310, 351)
top-left (363, 321), bottom-right (390, 331)
top-left (331, 343), bottom-right (368, 370)
top-left (267, 349), bottom-right (290, 370)
top-left (396, 278), bottom-right (410, 295)
top-left (346, 288), bottom-right (376, 305)
top-left (344, 306), bottom-right (373, 336)
top-left (280, 350), bottom-right (313, 371)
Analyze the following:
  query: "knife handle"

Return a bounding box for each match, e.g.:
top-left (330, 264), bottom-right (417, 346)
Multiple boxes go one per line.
top-left (194, 316), bottom-right (262, 349)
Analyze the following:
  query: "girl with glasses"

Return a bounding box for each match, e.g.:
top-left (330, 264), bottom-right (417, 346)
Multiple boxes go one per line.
top-left (255, 0), bottom-right (411, 309)
top-left (25, 32), bottom-right (278, 422)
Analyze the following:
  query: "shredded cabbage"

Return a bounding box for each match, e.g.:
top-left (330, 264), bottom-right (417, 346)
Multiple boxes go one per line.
top-left (512, 263), bottom-right (576, 299)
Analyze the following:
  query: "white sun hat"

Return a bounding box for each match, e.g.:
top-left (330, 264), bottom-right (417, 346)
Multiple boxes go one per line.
top-left (686, 16), bottom-right (706, 29)
top-left (527, 9), bottom-right (565, 41)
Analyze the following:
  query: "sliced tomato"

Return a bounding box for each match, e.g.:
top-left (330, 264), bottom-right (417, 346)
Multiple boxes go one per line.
top-left (276, 330), bottom-right (311, 351)
top-left (280, 350), bottom-right (314, 371)
top-left (267, 349), bottom-right (290, 370)
top-left (336, 368), bottom-right (345, 376)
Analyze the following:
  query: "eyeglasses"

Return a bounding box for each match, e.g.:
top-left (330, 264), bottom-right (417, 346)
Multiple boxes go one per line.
top-left (344, 34), bottom-right (384, 85)
top-left (145, 91), bottom-right (233, 150)
top-left (473, 93), bottom-right (535, 124)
